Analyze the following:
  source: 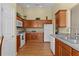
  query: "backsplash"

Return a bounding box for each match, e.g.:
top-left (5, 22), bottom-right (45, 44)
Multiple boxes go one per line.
top-left (58, 27), bottom-right (70, 34)
top-left (26, 28), bottom-right (44, 32)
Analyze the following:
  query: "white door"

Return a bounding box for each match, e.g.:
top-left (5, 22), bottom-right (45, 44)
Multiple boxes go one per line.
top-left (1, 3), bottom-right (16, 56)
top-left (0, 4), bottom-right (2, 37)
top-left (44, 24), bottom-right (53, 42)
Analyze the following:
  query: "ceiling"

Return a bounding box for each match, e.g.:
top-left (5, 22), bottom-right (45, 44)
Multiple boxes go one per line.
top-left (17, 3), bottom-right (58, 8)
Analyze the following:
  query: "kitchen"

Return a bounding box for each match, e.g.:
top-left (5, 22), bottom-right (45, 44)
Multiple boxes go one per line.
top-left (0, 3), bottom-right (79, 56)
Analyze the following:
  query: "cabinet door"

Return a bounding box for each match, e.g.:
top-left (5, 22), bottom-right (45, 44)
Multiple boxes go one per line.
top-left (25, 33), bottom-right (27, 44)
top-left (62, 48), bottom-right (71, 56)
top-left (55, 14), bottom-right (59, 27)
top-left (26, 33), bottom-right (31, 42)
top-left (29, 33), bottom-right (38, 42)
top-left (32, 21), bottom-right (42, 28)
top-left (61, 42), bottom-right (72, 56)
top-left (24, 21), bottom-right (32, 28)
top-left (55, 45), bottom-right (62, 56)
top-left (55, 10), bottom-right (66, 27)
top-left (46, 20), bottom-right (52, 24)
top-left (72, 49), bottom-right (79, 56)
top-left (17, 35), bottom-right (20, 52)
top-left (37, 33), bottom-right (44, 43)
top-left (55, 39), bottom-right (62, 56)
top-left (59, 12), bottom-right (66, 27)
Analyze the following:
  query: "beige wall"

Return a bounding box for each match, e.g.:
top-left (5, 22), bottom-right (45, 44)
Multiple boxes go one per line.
top-left (16, 4), bottom-right (26, 18)
top-left (25, 7), bottom-right (53, 20)
top-left (70, 4), bottom-right (79, 35)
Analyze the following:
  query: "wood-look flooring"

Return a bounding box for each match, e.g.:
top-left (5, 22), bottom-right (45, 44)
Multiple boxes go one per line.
top-left (17, 42), bottom-right (53, 56)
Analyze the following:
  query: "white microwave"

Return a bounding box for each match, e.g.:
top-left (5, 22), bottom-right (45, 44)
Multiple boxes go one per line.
top-left (16, 20), bottom-right (23, 27)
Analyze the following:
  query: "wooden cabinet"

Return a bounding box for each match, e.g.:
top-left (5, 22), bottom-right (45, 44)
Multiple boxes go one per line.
top-left (26, 33), bottom-right (31, 42)
top-left (61, 42), bottom-right (72, 56)
top-left (55, 39), bottom-right (62, 56)
top-left (23, 20), bottom-right (52, 28)
top-left (43, 20), bottom-right (52, 24)
top-left (32, 20), bottom-right (42, 28)
top-left (16, 35), bottom-right (20, 52)
top-left (26, 32), bottom-right (43, 43)
top-left (55, 38), bottom-right (79, 56)
top-left (55, 10), bottom-right (67, 27)
top-left (55, 38), bottom-right (72, 56)
top-left (72, 48), bottom-right (79, 56)
top-left (23, 20), bottom-right (33, 28)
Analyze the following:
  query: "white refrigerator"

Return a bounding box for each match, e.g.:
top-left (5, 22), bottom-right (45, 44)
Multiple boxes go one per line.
top-left (44, 24), bottom-right (55, 54)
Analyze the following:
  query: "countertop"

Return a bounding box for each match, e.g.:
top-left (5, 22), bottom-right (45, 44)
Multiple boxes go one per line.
top-left (50, 34), bottom-right (79, 51)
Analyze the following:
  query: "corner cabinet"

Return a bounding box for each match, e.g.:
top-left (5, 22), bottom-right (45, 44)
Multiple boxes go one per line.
top-left (55, 10), bottom-right (67, 27)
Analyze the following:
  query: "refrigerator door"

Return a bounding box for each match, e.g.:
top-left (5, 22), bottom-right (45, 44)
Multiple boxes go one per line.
top-left (44, 24), bottom-right (54, 42)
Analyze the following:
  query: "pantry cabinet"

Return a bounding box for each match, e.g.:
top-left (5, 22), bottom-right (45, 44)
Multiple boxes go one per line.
top-left (55, 10), bottom-right (67, 27)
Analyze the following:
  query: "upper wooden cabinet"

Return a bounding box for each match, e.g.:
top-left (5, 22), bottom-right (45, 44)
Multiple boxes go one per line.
top-left (55, 10), bottom-right (67, 27)
top-left (23, 20), bottom-right (52, 28)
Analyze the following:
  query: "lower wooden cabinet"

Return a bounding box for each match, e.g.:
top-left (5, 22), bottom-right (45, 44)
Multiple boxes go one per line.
top-left (55, 39), bottom-right (62, 56)
top-left (26, 32), bottom-right (44, 43)
top-left (72, 49), bottom-right (79, 56)
top-left (16, 35), bottom-right (20, 52)
top-left (55, 38), bottom-right (79, 56)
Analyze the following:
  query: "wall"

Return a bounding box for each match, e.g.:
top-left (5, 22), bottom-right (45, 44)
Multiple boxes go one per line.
top-left (16, 4), bottom-right (26, 18)
top-left (25, 7), bottom-right (53, 20)
top-left (53, 3), bottom-right (77, 34)
top-left (70, 4), bottom-right (79, 35)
